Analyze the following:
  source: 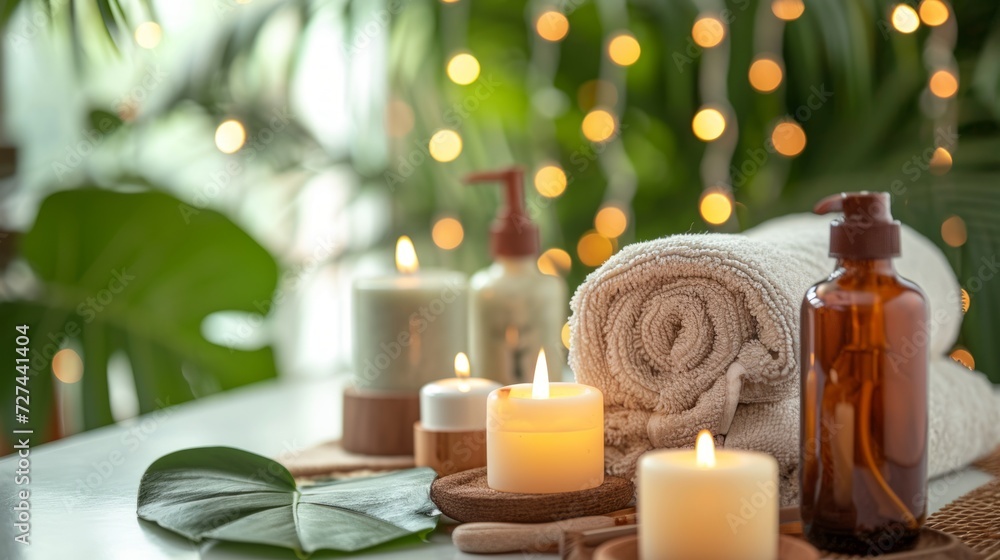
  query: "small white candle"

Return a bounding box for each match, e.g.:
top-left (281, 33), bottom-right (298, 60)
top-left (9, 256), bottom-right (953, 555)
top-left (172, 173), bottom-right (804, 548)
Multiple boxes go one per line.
top-left (639, 431), bottom-right (778, 560)
top-left (353, 236), bottom-right (468, 392)
top-left (487, 350), bottom-right (604, 494)
top-left (420, 352), bottom-right (501, 431)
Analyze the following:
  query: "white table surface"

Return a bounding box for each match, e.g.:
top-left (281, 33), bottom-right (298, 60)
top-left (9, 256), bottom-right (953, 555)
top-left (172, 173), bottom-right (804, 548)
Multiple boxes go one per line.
top-left (1, 375), bottom-right (993, 560)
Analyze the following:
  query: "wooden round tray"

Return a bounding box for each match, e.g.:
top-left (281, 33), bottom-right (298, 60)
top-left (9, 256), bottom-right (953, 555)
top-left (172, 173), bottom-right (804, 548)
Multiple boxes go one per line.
top-left (593, 534), bottom-right (820, 560)
top-left (431, 467), bottom-right (633, 523)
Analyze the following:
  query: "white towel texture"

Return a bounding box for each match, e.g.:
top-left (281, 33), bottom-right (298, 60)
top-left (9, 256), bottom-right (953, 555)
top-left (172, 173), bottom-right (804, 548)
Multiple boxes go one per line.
top-left (569, 213), bottom-right (1000, 504)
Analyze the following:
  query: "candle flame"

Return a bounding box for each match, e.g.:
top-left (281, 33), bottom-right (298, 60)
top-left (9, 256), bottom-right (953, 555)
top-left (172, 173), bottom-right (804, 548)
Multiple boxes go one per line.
top-left (531, 349), bottom-right (549, 399)
top-left (395, 236), bottom-right (419, 274)
top-left (455, 352), bottom-right (471, 392)
top-left (696, 430), bottom-right (716, 468)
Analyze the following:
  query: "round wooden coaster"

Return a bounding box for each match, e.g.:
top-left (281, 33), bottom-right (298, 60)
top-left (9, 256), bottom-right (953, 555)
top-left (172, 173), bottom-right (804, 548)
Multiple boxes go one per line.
top-left (430, 467), bottom-right (633, 523)
top-left (592, 534), bottom-right (820, 560)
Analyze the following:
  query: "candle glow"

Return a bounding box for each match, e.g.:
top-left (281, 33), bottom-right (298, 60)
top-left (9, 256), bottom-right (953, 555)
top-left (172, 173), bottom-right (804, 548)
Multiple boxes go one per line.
top-left (696, 430), bottom-right (716, 468)
top-left (395, 236), bottom-right (419, 274)
top-left (531, 349), bottom-right (549, 399)
top-left (455, 352), bottom-right (471, 392)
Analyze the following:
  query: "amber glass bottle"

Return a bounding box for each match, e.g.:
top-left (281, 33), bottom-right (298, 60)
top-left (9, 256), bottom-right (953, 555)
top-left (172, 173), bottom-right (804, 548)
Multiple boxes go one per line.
top-left (800, 192), bottom-right (928, 555)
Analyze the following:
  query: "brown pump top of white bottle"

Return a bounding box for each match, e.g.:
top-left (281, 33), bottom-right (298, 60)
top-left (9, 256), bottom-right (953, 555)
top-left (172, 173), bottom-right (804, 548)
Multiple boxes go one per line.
top-left (814, 192), bottom-right (901, 259)
top-left (464, 167), bottom-right (540, 258)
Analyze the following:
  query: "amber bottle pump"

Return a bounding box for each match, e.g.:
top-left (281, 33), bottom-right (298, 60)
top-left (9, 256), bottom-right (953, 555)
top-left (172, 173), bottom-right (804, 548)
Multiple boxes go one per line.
top-left (800, 192), bottom-right (929, 554)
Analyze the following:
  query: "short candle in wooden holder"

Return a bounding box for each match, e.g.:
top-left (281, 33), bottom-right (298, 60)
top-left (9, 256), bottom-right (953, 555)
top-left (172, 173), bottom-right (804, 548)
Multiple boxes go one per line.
top-left (413, 423), bottom-right (487, 476)
top-left (412, 353), bottom-right (501, 475)
top-left (430, 467), bottom-right (633, 524)
top-left (341, 387), bottom-right (419, 456)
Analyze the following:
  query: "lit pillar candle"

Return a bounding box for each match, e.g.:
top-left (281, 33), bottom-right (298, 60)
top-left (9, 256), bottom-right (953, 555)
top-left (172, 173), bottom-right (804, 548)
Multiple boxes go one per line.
top-left (353, 236), bottom-right (468, 392)
top-left (486, 350), bottom-right (604, 493)
top-left (420, 353), bottom-right (502, 431)
top-left (639, 431), bottom-right (778, 560)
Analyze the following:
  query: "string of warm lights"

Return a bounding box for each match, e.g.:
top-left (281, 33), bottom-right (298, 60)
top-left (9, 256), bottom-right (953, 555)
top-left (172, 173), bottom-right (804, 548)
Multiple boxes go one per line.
top-left (887, 0), bottom-right (973, 369)
top-left (691, 2), bottom-right (736, 227)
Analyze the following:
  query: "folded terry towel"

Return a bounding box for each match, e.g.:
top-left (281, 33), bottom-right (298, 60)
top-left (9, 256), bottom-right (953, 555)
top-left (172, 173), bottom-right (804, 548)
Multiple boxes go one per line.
top-left (569, 213), bottom-right (1000, 504)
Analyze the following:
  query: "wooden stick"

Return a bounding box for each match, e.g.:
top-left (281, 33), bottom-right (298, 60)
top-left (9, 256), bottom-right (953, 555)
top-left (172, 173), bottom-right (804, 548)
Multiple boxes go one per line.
top-left (451, 509), bottom-right (636, 554)
top-left (561, 524), bottom-right (638, 560)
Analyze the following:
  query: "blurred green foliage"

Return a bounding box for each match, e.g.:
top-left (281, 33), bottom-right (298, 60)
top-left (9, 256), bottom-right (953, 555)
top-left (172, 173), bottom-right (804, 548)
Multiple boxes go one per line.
top-left (387, 0), bottom-right (1000, 381)
top-left (0, 190), bottom-right (278, 450)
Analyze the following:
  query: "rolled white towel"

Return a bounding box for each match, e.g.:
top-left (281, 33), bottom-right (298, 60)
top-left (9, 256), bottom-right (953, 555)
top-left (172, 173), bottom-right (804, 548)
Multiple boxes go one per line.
top-left (569, 213), bottom-right (999, 503)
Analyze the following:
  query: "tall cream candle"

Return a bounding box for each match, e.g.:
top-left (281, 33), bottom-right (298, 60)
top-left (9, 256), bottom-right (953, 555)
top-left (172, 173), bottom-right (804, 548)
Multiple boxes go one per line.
top-left (486, 350), bottom-right (604, 494)
top-left (353, 236), bottom-right (467, 392)
top-left (638, 431), bottom-right (778, 560)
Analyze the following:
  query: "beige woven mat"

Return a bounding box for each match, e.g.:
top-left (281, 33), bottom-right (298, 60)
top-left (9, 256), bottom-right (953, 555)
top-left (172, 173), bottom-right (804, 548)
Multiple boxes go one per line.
top-left (819, 446), bottom-right (1000, 559)
top-left (280, 439), bottom-right (414, 479)
top-left (926, 479), bottom-right (1000, 557)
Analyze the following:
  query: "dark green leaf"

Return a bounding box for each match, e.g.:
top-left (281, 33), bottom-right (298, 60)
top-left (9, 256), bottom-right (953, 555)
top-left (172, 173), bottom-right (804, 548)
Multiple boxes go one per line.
top-left (0, 189), bottom-right (279, 447)
top-left (137, 447), bottom-right (439, 554)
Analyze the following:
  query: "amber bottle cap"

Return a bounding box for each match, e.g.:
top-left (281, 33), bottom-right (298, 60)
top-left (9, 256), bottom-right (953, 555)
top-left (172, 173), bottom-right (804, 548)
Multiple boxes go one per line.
top-left (814, 192), bottom-right (901, 259)
top-left (464, 167), bottom-right (540, 258)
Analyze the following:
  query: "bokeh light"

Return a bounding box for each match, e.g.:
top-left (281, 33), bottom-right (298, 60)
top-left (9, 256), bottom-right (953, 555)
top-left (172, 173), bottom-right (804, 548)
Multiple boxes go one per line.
top-left (692, 17), bottom-right (725, 48)
top-left (134, 22), bottom-right (162, 49)
top-left (929, 70), bottom-right (959, 98)
top-left (692, 108), bottom-right (726, 141)
top-left (772, 121), bottom-right (807, 156)
top-left (534, 165), bottom-right (568, 198)
top-left (52, 348), bottom-right (84, 384)
top-left (929, 147), bottom-right (952, 175)
top-left (700, 190), bottom-right (733, 225)
top-left (961, 288), bottom-right (970, 313)
top-left (432, 217), bottom-right (464, 250)
top-left (608, 33), bottom-right (641, 66)
top-left (447, 53), bottom-right (481, 85)
top-left (385, 98), bottom-right (414, 138)
top-left (950, 348), bottom-right (975, 370)
top-left (538, 248), bottom-right (572, 276)
top-left (577, 232), bottom-right (614, 267)
top-left (429, 129), bottom-right (463, 162)
top-left (749, 58), bottom-right (783, 93)
top-left (561, 322), bottom-right (571, 349)
top-left (537, 11), bottom-right (570, 42)
top-left (582, 109), bottom-right (616, 142)
top-left (771, 0), bottom-right (805, 21)
top-left (891, 4), bottom-right (920, 33)
top-left (941, 215), bottom-right (967, 247)
top-left (215, 119), bottom-right (247, 154)
top-left (919, 0), bottom-right (949, 26)
top-left (595, 206), bottom-right (628, 238)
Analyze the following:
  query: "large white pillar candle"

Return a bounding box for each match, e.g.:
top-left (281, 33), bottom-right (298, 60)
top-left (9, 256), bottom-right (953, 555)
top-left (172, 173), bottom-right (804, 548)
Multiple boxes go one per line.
top-left (420, 353), bottom-right (502, 431)
top-left (639, 431), bottom-right (778, 560)
top-left (486, 350), bottom-right (604, 493)
top-left (353, 236), bottom-right (468, 392)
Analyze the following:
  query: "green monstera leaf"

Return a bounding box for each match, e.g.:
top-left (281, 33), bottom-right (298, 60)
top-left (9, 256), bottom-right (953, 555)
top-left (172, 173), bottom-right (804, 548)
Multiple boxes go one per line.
top-left (137, 447), bottom-right (440, 555)
top-left (0, 189), bottom-right (278, 450)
